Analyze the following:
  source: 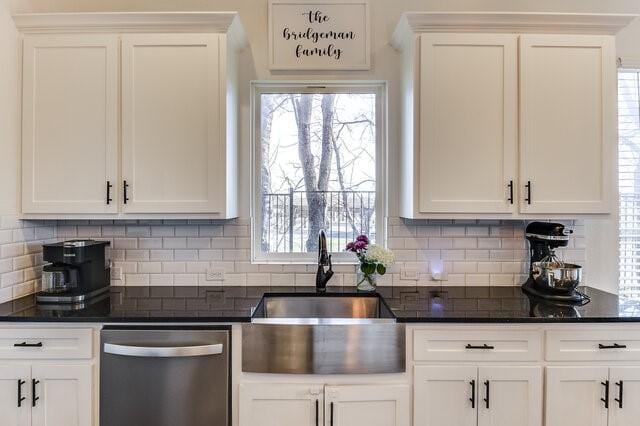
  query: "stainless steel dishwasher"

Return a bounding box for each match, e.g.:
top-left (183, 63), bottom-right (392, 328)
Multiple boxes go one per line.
top-left (100, 326), bottom-right (230, 426)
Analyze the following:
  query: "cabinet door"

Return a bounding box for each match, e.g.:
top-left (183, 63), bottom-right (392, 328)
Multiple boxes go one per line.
top-left (418, 34), bottom-right (518, 214)
top-left (545, 367), bottom-right (609, 426)
top-left (122, 34), bottom-right (224, 214)
top-left (478, 366), bottom-right (542, 426)
top-left (609, 367), bottom-right (640, 426)
top-left (325, 384), bottom-right (409, 426)
top-left (239, 383), bottom-right (323, 426)
top-left (519, 35), bottom-right (615, 214)
top-left (30, 364), bottom-right (92, 426)
top-left (0, 364), bottom-right (31, 426)
top-left (414, 366), bottom-right (477, 426)
top-left (22, 35), bottom-right (118, 214)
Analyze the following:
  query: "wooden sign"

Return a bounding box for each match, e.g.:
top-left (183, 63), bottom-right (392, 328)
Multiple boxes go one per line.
top-left (268, 0), bottom-right (370, 71)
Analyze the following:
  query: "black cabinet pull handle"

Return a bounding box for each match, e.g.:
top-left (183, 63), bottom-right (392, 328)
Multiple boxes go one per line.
top-left (17, 379), bottom-right (25, 407)
top-left (469, 380), bottom-right (476, 408)
top-left (106, 181), bottom-right (113, 204)
top-left (32, 379), bottom-right (39, 407)
top-left (508, 180), bottom-right (514, 204)
top-left (601, 380), bottom-right (609, 409)
top-left (466, 344), bottom-right (495, 350)
top-left (483, 380), bottom-right (490, 409)
top-left (525, 181), bottom-right (532, 204)
top-left (330, 401), bottom-right (334, 426)
top-left (615, 381), bottom-right (623, 409)
top-left (315, 399), bottom-right (319, 426)
top-left (123, 180), bottom-right (130, 204)
top-left (599, 343), bottom-right (627, 349)
top-left (14, 342), bottom-right (43, 348)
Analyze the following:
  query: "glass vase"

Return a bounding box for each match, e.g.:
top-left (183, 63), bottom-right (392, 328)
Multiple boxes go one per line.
top-left (357, 270), bottom-right (377, 291)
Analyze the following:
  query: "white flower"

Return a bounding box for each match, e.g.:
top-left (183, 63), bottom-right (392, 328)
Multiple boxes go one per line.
top-left (364, 244), bottom-right (395, 266)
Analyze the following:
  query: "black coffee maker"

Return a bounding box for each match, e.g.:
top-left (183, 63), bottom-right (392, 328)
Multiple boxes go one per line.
top-left (521, 222), bottom-right (588, 304)
top-left (38, 240), bottom-right (110, 303)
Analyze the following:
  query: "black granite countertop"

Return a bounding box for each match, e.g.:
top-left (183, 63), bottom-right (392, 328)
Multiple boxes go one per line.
top-left (1, 285), bottom-right (639, 323)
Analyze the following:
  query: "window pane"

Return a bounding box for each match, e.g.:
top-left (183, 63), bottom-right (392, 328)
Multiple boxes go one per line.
top-left (619, 70), bottom-right (640, 298)
top-left (259, 93), bottom-right (377, 253)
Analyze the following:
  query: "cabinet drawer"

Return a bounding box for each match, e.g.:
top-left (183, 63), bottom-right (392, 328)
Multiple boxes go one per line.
top-left (413, 329), bottom-right (541, 362)
top-left (0, 328), bottom-right (93, 359)
top-left (546, 329), bottom-right (640, 361)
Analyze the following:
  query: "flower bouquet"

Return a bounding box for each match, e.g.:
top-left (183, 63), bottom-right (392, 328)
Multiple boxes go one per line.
top-left (346, 235), bottom-right (395, 291)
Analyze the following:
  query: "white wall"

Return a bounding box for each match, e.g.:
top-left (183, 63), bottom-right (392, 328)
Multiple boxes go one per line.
top-left (1, 0), bottom-right (637, 295)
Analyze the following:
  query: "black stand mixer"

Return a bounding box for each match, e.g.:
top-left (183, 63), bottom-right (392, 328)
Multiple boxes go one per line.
top-left (521, 222), bottom-right (589, 304)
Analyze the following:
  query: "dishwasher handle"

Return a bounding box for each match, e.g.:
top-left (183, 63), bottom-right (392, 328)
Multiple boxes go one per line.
top-left (104, 342), bottom-right (223, 358)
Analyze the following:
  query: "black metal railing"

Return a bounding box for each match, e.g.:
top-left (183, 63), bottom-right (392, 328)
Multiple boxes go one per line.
top-left (261, 190), bottom-right (376, 253)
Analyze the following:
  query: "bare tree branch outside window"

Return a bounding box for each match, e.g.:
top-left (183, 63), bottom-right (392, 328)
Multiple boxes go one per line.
top-left (260, 92), bottom-right (377, 254)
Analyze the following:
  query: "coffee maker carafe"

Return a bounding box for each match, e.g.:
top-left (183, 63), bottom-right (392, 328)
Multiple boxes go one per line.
top-left (38, 240), bottom-right (110, 303)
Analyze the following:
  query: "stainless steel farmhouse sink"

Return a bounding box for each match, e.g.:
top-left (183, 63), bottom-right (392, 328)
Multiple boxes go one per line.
top-left (242, 294), bottom-right (405, 374)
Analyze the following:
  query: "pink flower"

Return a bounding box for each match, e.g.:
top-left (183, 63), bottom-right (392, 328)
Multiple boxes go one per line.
top-left (356, 235), bottom-right (369, 244)
top-left (354, 240), bottom-right (367, 251)
top-left (345, 242), bottom-right (355, 252)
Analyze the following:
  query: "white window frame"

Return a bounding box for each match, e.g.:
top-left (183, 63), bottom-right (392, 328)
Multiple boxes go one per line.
top-left (250, 81), bottom-right (388, 264)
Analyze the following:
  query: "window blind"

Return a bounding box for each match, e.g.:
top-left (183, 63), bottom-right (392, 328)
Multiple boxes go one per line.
top-left (619, 70), bottom-right (640, 298)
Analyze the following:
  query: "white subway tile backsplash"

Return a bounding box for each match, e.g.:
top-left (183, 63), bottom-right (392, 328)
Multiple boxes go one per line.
top-left (162, 262), bottom-right (186, 273)
top-left (0, 217), bottom-right (588, 303)
top-left (199, 249), bottom-right (223, 261)
top-left (151, 226), bottom-right (175, 237)
top-left (174, 250), bottom-right (198, 261)
top-left (139, 238), bottom-right (163, 249)
top-left (187, 238), bottom-right (211, 249)
top-left (163, 237), bottom-right (187, 249)
top-left (175, 226), bottom-right (198, 237)
top-left (150, 250), bottom-right (174, 261)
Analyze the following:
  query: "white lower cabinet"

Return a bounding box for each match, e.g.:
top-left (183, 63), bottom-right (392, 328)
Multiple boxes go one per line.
top-left (0, 364), bottom-right (31, 426)
top-left (546, 366), bottom-right (640, 426)
top-left (609, 367), bottom-right (640, 426)
top-left (0, 363), bottom-right (92, 426)
top-left (326, 385), bottom-right (410, 426)
top-left (477, 367), bottom-right (542, 426)
top-left (239, 383), bottom-right (409, 426)
top-left (239, 383), bottom-right (324, 426)
top-left (414, 366), bottom-right (542, 426)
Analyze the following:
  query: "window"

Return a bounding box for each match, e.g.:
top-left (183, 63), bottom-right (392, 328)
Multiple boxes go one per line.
top-left (251, 82), bottom-right (386, 263)
top-left (619, 69), bottom-right (640, 298)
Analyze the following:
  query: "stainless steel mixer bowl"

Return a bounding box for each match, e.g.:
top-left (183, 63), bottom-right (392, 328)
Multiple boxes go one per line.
top-left (532, 261), bottom-right (582, 291)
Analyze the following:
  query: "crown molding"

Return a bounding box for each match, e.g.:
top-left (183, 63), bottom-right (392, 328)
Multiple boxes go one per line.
top-left (392, 12), bottom-right (637, 49)
top-left (12, 12), bottom-right (247, 48)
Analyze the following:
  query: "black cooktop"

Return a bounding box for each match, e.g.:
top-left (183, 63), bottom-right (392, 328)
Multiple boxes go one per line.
top-left (0, 285), bottom-right (639, 323)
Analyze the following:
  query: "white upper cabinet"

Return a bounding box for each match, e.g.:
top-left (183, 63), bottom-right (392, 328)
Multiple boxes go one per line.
top-left (519, 35), bottom-right (615, 214)
top-left (121, 34), bottom-right (224, 214)
top-left (15, 13), bottom-right (245, 218)
top-left (393, 13), bottom-right (634, 219)
top-left (418, 34), bottom-right (517, 214)
top-left (21, 35), bottom-right (118, 214)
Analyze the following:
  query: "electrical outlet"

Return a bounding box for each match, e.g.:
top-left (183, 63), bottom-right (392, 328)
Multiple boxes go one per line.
top-left (401, 267), bottom-right (419, 280)
top-left (206, 268), bottom-right (225, 281)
